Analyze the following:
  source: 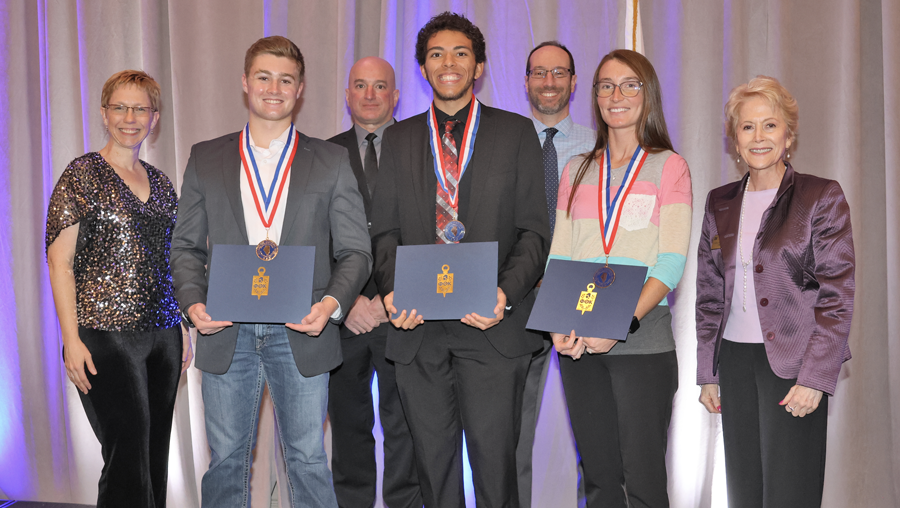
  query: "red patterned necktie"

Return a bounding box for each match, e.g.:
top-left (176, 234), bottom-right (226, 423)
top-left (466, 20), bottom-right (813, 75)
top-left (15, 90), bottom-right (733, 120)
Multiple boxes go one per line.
top-left (435, 119), bottom-right (459, 243)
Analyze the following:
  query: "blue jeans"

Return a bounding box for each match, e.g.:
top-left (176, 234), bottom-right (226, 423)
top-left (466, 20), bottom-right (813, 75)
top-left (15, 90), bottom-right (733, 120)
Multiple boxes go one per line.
top-left (201, 324), bottom-right (337, 508)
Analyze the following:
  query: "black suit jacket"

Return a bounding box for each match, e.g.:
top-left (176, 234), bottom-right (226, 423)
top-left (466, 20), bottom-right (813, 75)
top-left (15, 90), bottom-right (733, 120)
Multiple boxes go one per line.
top-left (327, 127), bottom-right (374, 217)
top-left (327, 126), bottom-right (383, 339)
top-left (370, 104), bottom-right (550, 364)
top-left (172, 130), bottom-right (372, 376)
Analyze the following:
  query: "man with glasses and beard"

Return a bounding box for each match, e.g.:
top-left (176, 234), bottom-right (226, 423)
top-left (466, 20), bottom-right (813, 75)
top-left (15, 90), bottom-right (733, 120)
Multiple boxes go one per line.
top-left (519, 40), bottom-right (595, 507)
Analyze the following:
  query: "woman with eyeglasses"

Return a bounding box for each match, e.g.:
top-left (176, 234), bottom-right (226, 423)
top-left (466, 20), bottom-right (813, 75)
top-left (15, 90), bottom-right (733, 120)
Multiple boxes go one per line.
top-left (696, 76), bottom-right (854, 508)
top-left (46, 70), bottom-right (190, 507)
top-left (548, 49), bottom-right (692, 507)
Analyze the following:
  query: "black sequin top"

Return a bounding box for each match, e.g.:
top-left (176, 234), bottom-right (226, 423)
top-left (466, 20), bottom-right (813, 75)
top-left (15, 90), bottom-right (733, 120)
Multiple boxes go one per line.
top-left (45, 152), bottom-right (181, 331)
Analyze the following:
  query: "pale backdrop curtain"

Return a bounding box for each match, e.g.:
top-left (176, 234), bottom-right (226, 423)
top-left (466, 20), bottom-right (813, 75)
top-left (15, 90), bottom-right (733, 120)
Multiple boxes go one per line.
top-left (1, 0), bottom-right (897, 507)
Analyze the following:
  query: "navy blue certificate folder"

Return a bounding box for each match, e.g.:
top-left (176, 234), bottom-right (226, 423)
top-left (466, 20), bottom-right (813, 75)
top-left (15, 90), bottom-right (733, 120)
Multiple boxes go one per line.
top-left (526, 259), bottom-right (648, 340)
top-left (392, 242), bottom-right (498, 320)
top-left (206, 244), bottom-right (315, 324)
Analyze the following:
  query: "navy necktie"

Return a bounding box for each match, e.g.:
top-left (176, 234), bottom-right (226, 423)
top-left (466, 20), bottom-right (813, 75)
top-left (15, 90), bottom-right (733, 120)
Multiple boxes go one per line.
top-left (543, 127), bottom-right (559, 237)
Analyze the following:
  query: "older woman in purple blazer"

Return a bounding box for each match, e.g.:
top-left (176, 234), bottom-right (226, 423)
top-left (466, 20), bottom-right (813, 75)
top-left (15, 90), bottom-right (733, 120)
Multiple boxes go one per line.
top-left (695, 76), bottom-right (854, 508)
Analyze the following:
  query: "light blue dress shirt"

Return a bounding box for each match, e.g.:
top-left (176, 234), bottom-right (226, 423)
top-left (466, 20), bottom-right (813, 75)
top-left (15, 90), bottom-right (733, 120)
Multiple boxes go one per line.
top-left (532, 115), bottom-right (595, 179)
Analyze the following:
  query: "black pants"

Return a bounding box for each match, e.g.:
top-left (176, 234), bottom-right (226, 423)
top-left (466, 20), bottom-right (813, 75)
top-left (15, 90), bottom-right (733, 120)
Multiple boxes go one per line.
top-left (559, 350), bottom-right (677, 508)
top-left (395, 321), bottom-right (530, 508)
top-left (515, 336), bottom-right (551, 508)
top-left (328, 328), bottom-right (421, 508)
top-left (76, 326), bottom-right (182, 508)
top-left (718, 340), bottom-right (828, 508)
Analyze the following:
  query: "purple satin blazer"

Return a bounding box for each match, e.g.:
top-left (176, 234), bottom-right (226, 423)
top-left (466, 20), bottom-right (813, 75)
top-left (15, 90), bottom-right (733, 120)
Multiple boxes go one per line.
top-left (696, 164), bottom-right (854, 395)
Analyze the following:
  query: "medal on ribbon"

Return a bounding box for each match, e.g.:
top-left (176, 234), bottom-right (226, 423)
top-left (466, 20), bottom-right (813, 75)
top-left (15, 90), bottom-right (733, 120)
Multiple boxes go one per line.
top-left (595, 145), bottom-right (649, 284)
top-left (443, 220), bottom-right (466, 242)
top-left (252, 267), bottom-right (269, 299)
top-left (256, 240), bottom-right (278, 261)
top-left (593, 266), bottom-right (616, 288)
top-left (428, 96), bottom-right (481, 243)
top-left (437, 265), bottom-right (454, 297)
top-left (240, 123), bottom-right (298, 261)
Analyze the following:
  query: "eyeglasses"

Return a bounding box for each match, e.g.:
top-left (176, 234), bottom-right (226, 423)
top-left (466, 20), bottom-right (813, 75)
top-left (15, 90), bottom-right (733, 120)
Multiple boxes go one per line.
top-left (527, 67), bottom-right (573, 79)
top-left (104, 104), bottom-right (156, 117)
top-left (593, 80), bottom-right (643, 98)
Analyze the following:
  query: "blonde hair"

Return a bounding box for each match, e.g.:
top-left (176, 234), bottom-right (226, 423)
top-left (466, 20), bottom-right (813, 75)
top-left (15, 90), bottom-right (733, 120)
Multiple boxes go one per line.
top-left (100, 70), bottom-right (161, 111)
top-left (725, 75), bottom-right (798, 146)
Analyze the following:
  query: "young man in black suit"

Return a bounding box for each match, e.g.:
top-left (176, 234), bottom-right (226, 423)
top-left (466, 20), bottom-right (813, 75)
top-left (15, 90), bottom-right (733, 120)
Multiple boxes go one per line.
top-left (370, 12), bottom-right (550, 508)
top-left (327, 57), bottom-right (421, 508)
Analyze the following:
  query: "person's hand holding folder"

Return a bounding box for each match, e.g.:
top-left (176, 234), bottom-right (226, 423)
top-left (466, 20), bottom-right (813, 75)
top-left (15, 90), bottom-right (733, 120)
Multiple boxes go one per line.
top-left (551, 331), bottom-right (617, 359)
top-left (287, 297), bottom-right (339, 337)
top-left (461, 287), bottom-right (506, 330)
top-left (188, 303), bottom-right (233, 335)
top-left (384, 291), bottom-right (425, 330)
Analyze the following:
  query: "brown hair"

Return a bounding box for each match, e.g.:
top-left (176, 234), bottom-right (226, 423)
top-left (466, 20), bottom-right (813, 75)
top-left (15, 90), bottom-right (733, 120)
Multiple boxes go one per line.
top-left (567, 50), bottom-right (674, 214)
top-left (724, 75), bottom-right (798, 148)
top-left (526, 40), bottom-right (575, 76)
top-left (100, 70), bottom-right (161, 111)
top-left (244, 36), bottom-right (305, 81)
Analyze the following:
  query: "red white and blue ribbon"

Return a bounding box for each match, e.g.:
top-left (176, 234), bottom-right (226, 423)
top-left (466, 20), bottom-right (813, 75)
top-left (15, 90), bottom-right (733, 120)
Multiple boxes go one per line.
top-left (598, 145), bottom-right (648, 258)
top-left (426, 96), bottom-right (481, 207)
top-left (239, 123), bottom-right (298, 229)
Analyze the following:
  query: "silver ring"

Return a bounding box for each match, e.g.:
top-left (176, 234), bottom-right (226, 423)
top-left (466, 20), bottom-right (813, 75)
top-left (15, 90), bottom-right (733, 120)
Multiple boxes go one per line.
top-left (788, 406), bottom-right (795, 411)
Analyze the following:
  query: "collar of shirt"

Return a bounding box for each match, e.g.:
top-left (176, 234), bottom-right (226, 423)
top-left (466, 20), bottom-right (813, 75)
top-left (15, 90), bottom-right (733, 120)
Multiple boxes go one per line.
top-left (354, 118), bottom-right (395, 149)
top-left (434, 98), bottom-right (472, 125)
top-left (247, 124), bottom-right (293, 162)
top-left (434, 99), bottom-right (473, 149)
top-left (239, 124), bottom-right (294, 248)
top-left (532, 114), bottom-right (575, 139)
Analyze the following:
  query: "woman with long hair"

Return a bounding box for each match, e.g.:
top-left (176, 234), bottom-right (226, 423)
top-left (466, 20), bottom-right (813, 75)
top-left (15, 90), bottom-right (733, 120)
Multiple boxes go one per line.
top-left (549, 49), bottom-right (692, 507)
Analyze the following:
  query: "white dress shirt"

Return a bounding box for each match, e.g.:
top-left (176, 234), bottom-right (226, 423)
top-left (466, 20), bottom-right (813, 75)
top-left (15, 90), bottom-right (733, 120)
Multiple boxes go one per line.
top-left (239, 125), bottom-right (342, 318)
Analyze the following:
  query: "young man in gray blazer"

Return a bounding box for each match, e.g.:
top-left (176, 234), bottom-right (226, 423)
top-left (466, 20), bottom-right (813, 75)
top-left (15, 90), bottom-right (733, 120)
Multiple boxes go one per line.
top-left (172, 36), bottom-right (371, 508)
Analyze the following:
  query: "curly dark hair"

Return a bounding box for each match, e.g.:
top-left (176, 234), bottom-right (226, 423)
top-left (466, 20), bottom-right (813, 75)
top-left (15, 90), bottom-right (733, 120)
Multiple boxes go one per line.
top-left (415, 12), bottom-right (486, 66)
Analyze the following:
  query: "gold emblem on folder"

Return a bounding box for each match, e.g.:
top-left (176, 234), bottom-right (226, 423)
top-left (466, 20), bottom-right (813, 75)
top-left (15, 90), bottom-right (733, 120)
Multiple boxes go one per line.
top-left (437, 264), bottom-right (454, 297)
top-left (252, 267), bottom-right (269, 300)
top-left (577, 283), bottom-right (597, 315)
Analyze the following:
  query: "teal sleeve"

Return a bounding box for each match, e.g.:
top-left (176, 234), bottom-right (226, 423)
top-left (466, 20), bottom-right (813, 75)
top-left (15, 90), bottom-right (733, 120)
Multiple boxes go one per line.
top-left (647, 252), bottom-right (687, 290)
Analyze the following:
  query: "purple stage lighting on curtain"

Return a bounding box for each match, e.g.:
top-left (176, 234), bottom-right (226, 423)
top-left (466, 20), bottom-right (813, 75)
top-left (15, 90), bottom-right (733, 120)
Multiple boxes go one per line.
top-left (0, 1), bottom-right (30, 494)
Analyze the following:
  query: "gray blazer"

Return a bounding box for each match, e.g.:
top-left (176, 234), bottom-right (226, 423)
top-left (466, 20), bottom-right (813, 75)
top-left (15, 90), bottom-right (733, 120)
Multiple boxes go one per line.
top-left (172, 130), bottom-right (372, 376)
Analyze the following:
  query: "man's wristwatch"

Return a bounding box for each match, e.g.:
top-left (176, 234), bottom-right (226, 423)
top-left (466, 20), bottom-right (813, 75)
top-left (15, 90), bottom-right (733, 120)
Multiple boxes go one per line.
top-left (628, 316), bottom-right (640, 334)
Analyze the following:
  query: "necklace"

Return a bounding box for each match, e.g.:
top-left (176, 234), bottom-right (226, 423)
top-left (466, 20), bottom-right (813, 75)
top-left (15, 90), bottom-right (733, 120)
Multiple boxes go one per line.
top-left (737, 178), bottom-right (752, 312)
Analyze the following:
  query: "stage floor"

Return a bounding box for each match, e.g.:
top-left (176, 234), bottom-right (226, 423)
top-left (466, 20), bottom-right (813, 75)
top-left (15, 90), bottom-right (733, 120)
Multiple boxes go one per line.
top-left (0, 502), bottom-right (93, 508)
